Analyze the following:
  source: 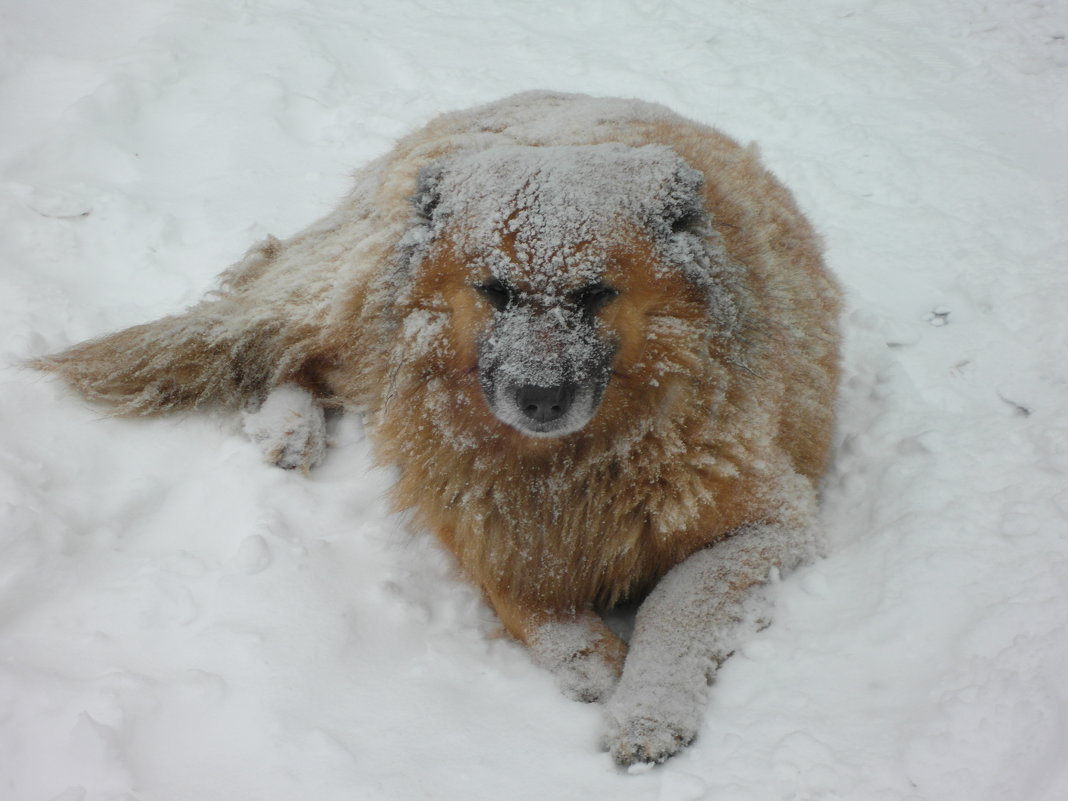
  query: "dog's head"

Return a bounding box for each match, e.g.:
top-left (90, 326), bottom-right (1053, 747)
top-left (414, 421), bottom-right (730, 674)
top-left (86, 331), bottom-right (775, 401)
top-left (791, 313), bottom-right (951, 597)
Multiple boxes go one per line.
top-left (399, 143), bottom-right (737, 440)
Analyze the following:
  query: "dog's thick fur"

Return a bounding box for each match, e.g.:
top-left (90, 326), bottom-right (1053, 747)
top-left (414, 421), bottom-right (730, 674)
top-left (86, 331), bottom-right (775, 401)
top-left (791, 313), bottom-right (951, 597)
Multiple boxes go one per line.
top-left (33, 92), bottom-right (841, 765)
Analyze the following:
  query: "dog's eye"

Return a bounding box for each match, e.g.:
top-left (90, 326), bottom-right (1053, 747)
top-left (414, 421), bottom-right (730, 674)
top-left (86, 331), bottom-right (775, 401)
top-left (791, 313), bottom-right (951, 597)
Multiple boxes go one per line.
top-left (475, 279), bottom-right (511, 311)
top-left (571, 283), bottom-right (618, 316)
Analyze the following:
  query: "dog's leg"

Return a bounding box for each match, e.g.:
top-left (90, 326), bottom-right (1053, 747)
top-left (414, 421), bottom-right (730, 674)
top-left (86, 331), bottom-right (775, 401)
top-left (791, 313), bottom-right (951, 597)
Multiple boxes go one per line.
top-left (603, 523), bottom-right (817, 766)
top-left (487, 590), bottom-right (628, 702)
top-left (242, 384), bottom-right (326, 473)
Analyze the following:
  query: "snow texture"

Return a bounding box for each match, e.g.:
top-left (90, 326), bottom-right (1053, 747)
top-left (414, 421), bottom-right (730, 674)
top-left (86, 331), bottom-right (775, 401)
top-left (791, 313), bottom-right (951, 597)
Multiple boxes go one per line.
top-left (3, 1), bottom-right (1068, 800)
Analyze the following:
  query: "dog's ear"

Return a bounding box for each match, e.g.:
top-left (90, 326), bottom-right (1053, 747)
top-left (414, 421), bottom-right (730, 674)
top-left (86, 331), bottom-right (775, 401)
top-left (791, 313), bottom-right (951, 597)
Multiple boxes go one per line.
top-left (412, 161), bottom-right (446, 222)
top-left (655, 161), bottom-right (709, 238)
top-left (396, 160), bottom-right (449, 276)
top-left (643, 156), bottom-right (738, 323)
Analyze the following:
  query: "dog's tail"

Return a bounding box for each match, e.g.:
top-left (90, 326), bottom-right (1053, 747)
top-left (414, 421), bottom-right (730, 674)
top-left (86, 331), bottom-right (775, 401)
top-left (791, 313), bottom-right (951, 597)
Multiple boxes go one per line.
top-left (29, 237), bottom-right (331, 416)
top-left (29, 300), bottom-right (319, 416)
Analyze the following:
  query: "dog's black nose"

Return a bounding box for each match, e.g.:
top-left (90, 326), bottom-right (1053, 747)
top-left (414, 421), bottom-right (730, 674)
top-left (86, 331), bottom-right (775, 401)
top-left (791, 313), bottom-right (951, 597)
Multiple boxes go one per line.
top-left (517, 384), bottom-right (576, 424)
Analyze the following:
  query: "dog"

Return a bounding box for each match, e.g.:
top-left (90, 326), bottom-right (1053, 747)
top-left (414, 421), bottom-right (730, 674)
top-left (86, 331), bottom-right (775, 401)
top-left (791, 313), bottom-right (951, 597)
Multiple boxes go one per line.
top-left (33, 91), bottom-right (841, 765)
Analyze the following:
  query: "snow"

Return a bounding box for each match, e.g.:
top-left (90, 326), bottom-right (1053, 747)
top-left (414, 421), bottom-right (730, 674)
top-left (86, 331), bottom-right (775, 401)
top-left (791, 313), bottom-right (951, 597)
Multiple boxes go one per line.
top-left (2, 0), bottom-right (1067, 799)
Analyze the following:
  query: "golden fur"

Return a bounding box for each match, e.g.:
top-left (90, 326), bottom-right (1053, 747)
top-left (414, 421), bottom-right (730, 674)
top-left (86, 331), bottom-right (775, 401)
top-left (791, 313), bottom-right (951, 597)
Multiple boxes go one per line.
top-left (34, 92), bottom-right (841, 763)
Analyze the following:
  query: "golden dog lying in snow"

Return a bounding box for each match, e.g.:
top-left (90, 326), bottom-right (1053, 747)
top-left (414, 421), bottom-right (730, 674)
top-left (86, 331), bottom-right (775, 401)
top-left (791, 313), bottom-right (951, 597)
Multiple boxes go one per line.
top-left (35, 91), bottom-right (841, 765)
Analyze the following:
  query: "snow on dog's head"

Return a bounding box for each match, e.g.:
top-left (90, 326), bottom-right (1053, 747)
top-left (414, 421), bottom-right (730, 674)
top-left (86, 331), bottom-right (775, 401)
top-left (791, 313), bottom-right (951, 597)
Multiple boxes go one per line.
top-left (400, 143), bottom-right (738, 439)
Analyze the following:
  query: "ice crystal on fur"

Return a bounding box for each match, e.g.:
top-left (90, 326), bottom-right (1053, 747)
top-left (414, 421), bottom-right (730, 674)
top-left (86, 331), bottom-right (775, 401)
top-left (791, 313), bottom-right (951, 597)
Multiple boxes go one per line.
top-left (419, 144), bottom-right (693, 282)
top-left (528, 616), bottom-right (626, 702)
top-left (413, 143), bottom-right (738, 326)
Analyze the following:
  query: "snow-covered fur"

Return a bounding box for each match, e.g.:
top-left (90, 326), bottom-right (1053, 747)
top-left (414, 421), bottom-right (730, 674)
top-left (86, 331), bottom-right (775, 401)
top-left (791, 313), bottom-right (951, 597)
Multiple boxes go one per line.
top-left (33, 91), bottom-right (841, 765)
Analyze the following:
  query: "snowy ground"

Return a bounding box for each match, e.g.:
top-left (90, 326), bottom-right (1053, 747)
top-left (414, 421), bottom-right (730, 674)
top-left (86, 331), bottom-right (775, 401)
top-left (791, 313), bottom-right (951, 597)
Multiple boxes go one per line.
top-left (2, 1), bottom-right (1067, 799)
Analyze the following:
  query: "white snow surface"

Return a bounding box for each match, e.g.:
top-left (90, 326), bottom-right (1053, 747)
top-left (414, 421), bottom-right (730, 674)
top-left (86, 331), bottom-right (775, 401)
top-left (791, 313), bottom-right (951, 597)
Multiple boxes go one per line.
top-left (2, 1), bottom-right (1067, 799)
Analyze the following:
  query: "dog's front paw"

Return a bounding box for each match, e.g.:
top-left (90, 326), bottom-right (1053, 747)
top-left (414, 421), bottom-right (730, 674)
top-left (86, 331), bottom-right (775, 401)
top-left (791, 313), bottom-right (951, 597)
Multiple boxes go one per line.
top-left (242, 385), bottom-right (326, 472)
top-left (603, 696), bottom-right (699, 766)
top-left (553, 639), bottom-right (627, 703)
top-left (527, 615), bottom-right (627, 703)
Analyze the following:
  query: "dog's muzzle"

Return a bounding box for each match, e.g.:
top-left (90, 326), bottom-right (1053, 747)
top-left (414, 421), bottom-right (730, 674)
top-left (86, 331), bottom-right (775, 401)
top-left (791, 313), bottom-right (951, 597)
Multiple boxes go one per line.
top-left (478, 308), bottom-right (615, 438)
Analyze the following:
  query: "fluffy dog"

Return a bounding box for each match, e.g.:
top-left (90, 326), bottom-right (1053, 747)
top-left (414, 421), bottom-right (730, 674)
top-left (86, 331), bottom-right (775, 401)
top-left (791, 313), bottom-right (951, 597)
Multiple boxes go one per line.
top-left (34, 91), bottom-right (841, 765)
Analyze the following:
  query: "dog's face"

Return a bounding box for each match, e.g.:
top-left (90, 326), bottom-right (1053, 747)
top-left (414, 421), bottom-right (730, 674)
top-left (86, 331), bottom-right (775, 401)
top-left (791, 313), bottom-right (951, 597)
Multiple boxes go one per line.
top-left (398, 143), bottom-right (734, 441)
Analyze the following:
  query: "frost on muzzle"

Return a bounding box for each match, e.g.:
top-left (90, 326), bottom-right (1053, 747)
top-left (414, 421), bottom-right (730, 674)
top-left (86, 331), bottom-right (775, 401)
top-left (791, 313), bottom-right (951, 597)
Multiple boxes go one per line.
top-left (477, 302), bottom-right (617, 437)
